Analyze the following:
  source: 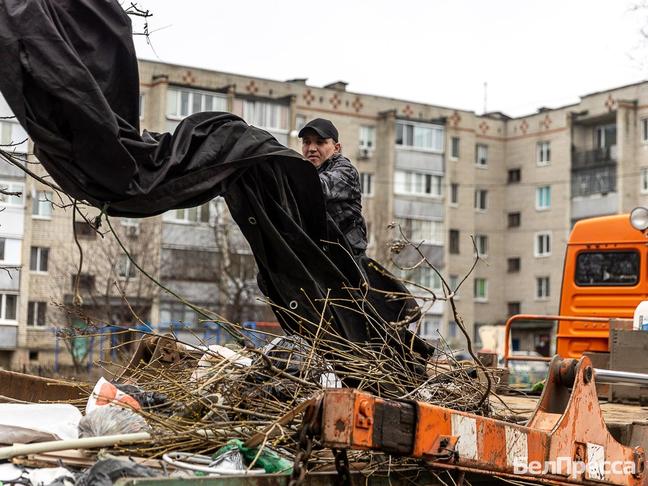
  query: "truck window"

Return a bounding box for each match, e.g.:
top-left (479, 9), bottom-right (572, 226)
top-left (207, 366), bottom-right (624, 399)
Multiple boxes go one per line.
top-left (575, 250), bottom-right (639, 286)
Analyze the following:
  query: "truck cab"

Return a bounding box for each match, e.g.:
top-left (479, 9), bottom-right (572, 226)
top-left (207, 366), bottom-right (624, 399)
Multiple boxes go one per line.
top-left (557, 211), bottom-right (648, 358)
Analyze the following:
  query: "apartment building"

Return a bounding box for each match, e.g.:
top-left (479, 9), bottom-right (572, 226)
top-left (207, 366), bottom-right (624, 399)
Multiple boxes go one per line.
top-left (1, 59), bottom-right (648, 368)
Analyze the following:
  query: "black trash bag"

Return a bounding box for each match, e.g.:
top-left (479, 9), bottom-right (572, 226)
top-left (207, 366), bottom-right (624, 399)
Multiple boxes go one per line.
top-left (113, 383), bottom-right (169, 412)
top-left (75, 459), bottom-right (159, 486)
top-left (0, 0), bottom-right (433, 392)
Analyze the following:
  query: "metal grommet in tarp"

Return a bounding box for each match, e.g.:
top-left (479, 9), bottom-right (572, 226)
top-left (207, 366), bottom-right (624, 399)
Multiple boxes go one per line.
top-left (289, 300), bottom-right (298, 310)
top-left (248, 217), bottom-right (257, 225)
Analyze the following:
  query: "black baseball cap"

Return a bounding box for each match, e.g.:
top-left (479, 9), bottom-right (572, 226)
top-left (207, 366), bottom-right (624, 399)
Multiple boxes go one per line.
top-left (298, 118), bottom-right (339, 142)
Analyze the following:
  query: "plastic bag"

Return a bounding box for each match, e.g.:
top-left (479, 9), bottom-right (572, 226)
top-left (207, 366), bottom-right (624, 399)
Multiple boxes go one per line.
top-left (86, 377), bottom-right (141, 414)
top-left (212, 439), bottom-right (292, 474)
top-left (78, 406), bottom-right (150, 438)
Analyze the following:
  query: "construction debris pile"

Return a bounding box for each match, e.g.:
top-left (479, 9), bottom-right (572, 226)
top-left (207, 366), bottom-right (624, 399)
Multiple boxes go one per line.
top-left (0, 312), bottom-right (511, 485)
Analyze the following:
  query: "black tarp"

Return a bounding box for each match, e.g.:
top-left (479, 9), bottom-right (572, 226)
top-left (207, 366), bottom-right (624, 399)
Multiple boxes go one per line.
top-left (0, 0), bottom-right (433, 383)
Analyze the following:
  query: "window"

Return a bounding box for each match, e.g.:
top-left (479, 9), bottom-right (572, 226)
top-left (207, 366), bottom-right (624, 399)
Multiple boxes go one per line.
top-left (29, 351), bottom-right (39, 361)
top-left (295, 115), bottom-right (307, 131)
top-left (72, 273), bottom-right (95, 292)
top-left (394, 170), bottom-right (442, 197)
top-left (0, 238), bottom-right (5, 261)
top-left (139, 94), bottom-right (145, 119)
top-left (0, 294), bottom-right (17, 321)
top-left (121, 218), bottom-right (140, 237)
top-left (536, 186), bottom-right (551, 210)
top-left (396, 218), bottom-right (444, 245)
top-left (0, 120), bottom-right (28, 153)
top-left (642, 167), bottom-right (648, 194)
top-left (359, 126), bottom-right (376, 150)
top-left (507, 168), bottom-right (521, 184)
top-left (419, 317), bottom-right (442, 340)
top-left (507, 257), bottom-right (521, 273)
top-left (450, 183), bottom-right (459, 205)
top-left (0, 181), bottom-right (23, 206)
top-left (474, 278), bottom-right (488, 301)
top-left (395, 121), bottom-right (444, 152)
top-left (360, 172), bottom-right (373, 196)
top-left (74, 221), bottom-right (96, 239)
top-left (159, 301), bottom-right (199, 326)
top-left (448, 274), bottom-right (460, 293)
top-left (535, 232), bottom-right (552, 257)
top-left (30, 247), bottom-right (49, 272)
top-left (32, 190), bottom-right (53, 218)
top-left (117, 254), bottom-right (137, 279)
top-left (476, 234), bottom-right (488, 257)
top-left (27, 301), bottom-right (46, 327)
top-left (409, 267), bottom-right (442, 290)
top-left (507, 302), bottom-right (521, 316)
top-left (508, 212), bottom-right (521, 228)
top-left (166, 87), bottom-right (227, 119)
top-left (474, 189), bottom-right (488, 211)
top-left (449, 229), bottom-right (460, 254)
top-left (451, 137), bottom-right (460, 159)
top-left (165, 202), bottom-right (211, 224)
top-left (575, 250), bottom-right (639, 286)
top-left (241, 100), bottom-right (289, 131)
top-left (475, 144), bottom-right (488, 167)
top-left (536, 276), bottom-right (550, 299)
top-left (595, 124), bottom-right (616, 149)
top-left (642, 118), bottom-right (648, 143)
top-left (536, 141), bottom-right (551, 165)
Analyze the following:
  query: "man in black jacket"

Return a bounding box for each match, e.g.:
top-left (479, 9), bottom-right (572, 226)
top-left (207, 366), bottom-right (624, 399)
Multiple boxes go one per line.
top-left (298, 118), bottom-right (368, 256)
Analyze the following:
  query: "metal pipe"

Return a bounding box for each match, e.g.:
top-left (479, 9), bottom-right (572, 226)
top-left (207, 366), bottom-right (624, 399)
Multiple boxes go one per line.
top-left (594, 368), bottom-right (648, 387)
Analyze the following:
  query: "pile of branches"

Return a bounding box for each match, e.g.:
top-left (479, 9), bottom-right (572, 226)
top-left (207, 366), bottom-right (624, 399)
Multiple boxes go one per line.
top-left (98, 298), bottom-right (506, 475)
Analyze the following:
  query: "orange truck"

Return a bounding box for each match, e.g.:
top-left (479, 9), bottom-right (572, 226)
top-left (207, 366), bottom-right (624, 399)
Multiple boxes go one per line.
top-left (505, 207), bottom-right (648, 362)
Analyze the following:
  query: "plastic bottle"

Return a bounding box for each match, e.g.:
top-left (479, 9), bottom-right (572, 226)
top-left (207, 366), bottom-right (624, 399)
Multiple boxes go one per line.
top-left (633, 300), bottom-right (648, 330)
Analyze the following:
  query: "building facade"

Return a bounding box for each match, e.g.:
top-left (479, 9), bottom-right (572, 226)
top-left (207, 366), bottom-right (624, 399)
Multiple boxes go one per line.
top-left (1, 60), bottom-right (648, 368)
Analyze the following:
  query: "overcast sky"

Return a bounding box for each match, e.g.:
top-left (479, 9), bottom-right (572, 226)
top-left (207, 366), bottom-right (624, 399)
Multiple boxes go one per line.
top-left (132, 1), bottom-right (648, 117)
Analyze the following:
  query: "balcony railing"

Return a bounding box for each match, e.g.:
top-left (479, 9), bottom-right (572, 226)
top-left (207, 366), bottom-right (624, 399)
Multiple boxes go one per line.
top-left (572, 145), bottom-right (617, 170)
top-left (571, 166), bottom-right (616, 198)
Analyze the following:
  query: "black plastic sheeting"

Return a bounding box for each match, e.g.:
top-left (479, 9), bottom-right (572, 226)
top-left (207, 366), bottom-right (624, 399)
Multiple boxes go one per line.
top-left (0, 0), bottom-right (433, 380)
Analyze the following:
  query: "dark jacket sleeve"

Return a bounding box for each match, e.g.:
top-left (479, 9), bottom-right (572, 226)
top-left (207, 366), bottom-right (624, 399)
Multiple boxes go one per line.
top-left (318, 158), bottom-right (361, 203)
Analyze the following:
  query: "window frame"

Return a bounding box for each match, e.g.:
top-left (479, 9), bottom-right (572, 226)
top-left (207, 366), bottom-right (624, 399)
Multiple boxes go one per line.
top-left (359, 172), bottom-right (374, 197)
top-left (396, 217), bottom-right (444, 246)
top-left (536, 141), bottom-right (551, 166)
top-left (450, 136), bottom-right (460, 160)
top-left (395, 120), bottom-right (444, 153)
top-left (27, 301), bottom-right (47, 327)
top-left (534, 231), bottom-right (552, 257)
top-left (474, 189), bottom-right (488, 211)
top-left (473, 277), bottom-right (488, 301)
top-left (359, 125), bottom-right (376, 150)
top-left (166, 87), bottom-right (228, 121)
top-left (476, 234), bottom-right (488, 258)
top-left (29, 246), bottom-right (49, 273)
top-left (449, 229), bottom-right (460, 254)
top-left (536, 276), bottom-right (551, 299)
top-left (32, 190), bottom-right (53, 219)
top-left (475, 143), bottom-right (488, 168)
top-left (642, 117), bottom-right (648, 144)
top-left (0, 293), bottom-right (17, 323)
top-left (450, 183), bottom-right (459, 206)
top-left (0, 180), bottom-right (24, 207)
top-left (535, 185), bottom-right (551, 211)
top-left (117, 254), bottom-right (138, 279)
top-left (164, 202), bottom-right (212, 225)
top-left (642, 167), bottom-right (648, 194)
top-left (394, 170), bottom-right (443, 197)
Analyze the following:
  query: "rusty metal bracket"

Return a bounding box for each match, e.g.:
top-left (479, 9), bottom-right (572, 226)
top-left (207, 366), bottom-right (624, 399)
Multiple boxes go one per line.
top-left (316, 356), bottom-right (646, 485)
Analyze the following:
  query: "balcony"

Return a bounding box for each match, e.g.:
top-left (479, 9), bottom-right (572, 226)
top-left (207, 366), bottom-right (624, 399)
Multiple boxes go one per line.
top-left (0, 324), bottom-right (17, 350)
top-left (572, 146), bottom-right (617, 170)
top-left (571, 166), bottom-right (616, 198)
